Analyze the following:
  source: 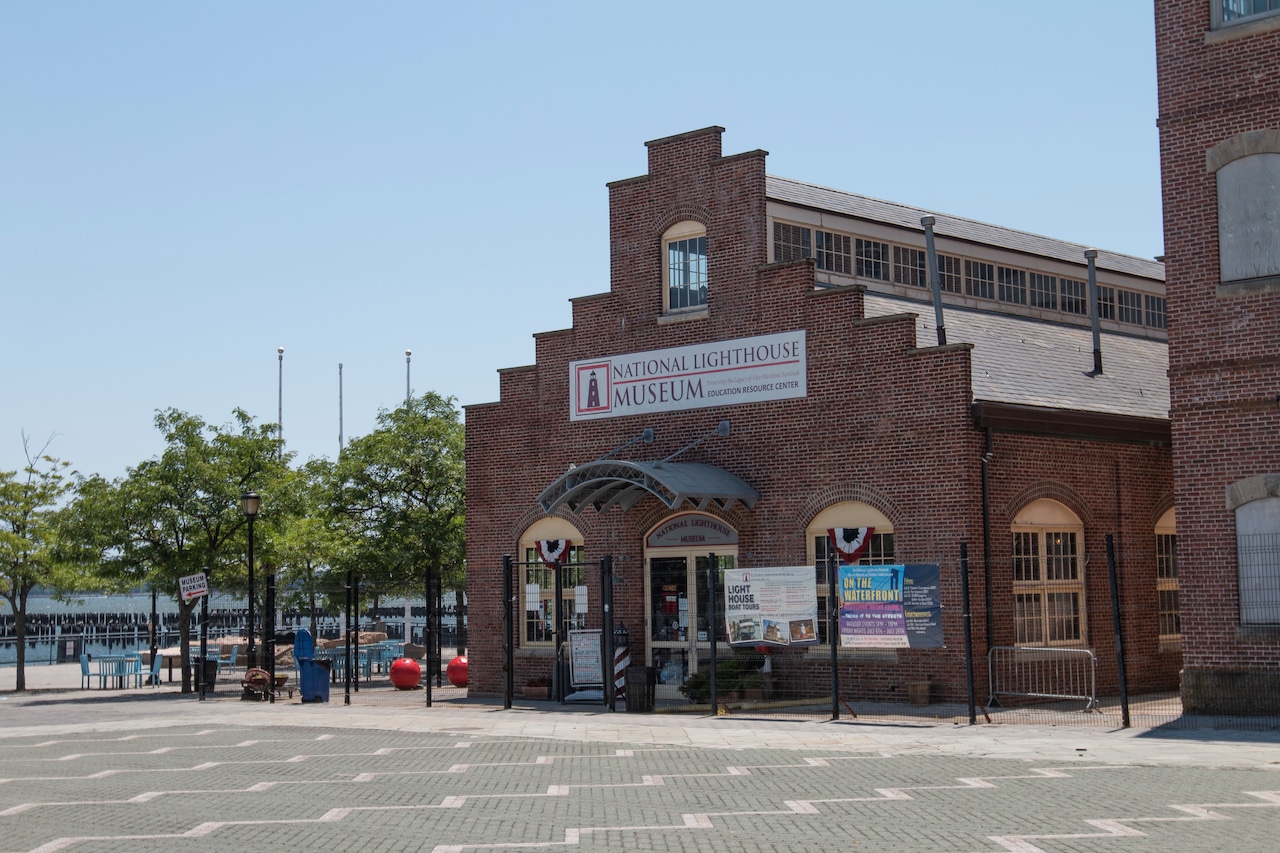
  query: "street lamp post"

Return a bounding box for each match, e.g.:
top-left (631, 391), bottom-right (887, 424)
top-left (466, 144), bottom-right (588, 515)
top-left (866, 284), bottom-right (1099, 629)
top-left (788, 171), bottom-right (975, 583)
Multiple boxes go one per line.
top-left (241, 492), bottom-right (260, 669)
top-left (277, 347), bottom-right (285, 461)
top-left (405, 349), bottom-right (412, 403)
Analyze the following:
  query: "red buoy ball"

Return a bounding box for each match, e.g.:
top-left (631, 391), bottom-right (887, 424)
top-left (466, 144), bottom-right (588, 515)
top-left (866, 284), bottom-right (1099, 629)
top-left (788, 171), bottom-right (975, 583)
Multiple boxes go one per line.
top-left (446, 655), bottom-right (469, 687)
top-left (389, 657), bottom-right (421, 690)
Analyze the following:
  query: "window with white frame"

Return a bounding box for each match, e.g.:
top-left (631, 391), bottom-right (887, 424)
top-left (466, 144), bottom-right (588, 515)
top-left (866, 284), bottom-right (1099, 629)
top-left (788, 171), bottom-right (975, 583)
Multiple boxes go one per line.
top-left (519, 519), bottom-right (586, 645)
top-left (816, 230), bottom-right (852, 274)
top-left (965, 260), bottom-right (994, 299)
top-left (664, 221), bottom-right (708, 312)
top-left (1118, 289), bottom-right (1143, 325)
top-left (1217, 0), bottom-right (1280, 25)
top-left (1096, 285), bottom-right (1116, 321)
top-left (998, 266), bottom-right (1027, 305)
top-left (1145, 295), bottom-right (1167, 329)
top-left (855, 238), bottom-right (890, 281)
top-left (1011, 499), bottom-right (1086, 646)
top-left (893, 246), bottom-right (927, 287)
top-left (774, 222), bottom-right (811, 264)
top-left (1029, 273), bottom-right (1057, 310)
top-left (1155, 508), bottom-right (1179, 641)
top-left (938, 254), bottom-right (963, 293)
top-left (807, 502), bottom-right (895, 646)
top-left (1060, 278), bottom-right (1088, 315)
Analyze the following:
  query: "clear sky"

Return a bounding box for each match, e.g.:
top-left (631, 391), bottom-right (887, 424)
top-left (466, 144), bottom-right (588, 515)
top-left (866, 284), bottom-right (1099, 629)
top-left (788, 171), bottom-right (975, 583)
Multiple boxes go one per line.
top-left (1, 3), bottom-right (1163, 482)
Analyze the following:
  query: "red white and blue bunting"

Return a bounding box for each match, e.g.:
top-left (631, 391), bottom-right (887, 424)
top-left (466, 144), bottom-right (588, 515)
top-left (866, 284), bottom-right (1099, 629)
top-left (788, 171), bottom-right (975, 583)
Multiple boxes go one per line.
top-left (827, 527), bottom-right (874, 564)
top-left (536, 539), bottom-right (569, 567)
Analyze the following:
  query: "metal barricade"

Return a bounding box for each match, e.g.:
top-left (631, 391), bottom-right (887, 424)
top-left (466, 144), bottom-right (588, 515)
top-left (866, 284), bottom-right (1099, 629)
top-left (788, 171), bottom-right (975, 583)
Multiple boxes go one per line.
top-left (987, 646), bottom-right (1098, 710)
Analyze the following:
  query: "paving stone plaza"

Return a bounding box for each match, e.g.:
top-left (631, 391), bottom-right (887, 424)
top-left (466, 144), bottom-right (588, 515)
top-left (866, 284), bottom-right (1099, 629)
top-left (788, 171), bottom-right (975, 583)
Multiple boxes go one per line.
top-left (2, 665), bottom-right (1279, 852)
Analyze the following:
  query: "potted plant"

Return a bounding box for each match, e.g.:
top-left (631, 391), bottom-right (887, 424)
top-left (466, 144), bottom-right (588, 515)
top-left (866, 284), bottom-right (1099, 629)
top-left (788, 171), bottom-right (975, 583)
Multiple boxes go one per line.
top-left (523, 676), bottom-right (551, 700)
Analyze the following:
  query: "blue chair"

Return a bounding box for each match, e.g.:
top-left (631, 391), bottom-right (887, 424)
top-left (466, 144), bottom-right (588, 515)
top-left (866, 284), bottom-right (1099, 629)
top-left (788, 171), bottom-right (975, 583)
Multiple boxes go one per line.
top-left (78, 653), bottom-right (96, 689)
top-left (139, 654), bottom-right (162, 688)
top-left (226, 644), bottom-right (239, 673)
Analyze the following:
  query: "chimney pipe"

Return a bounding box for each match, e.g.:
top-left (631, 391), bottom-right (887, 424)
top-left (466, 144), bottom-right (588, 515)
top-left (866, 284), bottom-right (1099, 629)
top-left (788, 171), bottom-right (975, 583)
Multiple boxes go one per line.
top-left (1085, 249), bottom-right (1103, 374)
top-left (921, 216), bottom-right (947, 346)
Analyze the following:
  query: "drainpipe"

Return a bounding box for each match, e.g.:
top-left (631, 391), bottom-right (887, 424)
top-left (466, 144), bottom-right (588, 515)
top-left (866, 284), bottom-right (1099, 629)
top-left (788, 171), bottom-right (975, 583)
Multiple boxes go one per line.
top-left (981, 428), bottom-right (994, 651)
top-left (1085, 249), bottom-right (1103, 374)
top-left (922, 216), bottom-right (947, 346)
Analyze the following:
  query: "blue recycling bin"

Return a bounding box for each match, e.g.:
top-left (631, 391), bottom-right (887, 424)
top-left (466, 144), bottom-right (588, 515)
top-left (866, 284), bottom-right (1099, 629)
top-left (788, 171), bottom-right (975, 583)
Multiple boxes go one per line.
top-left (293, 628), bottom-right (330, 703)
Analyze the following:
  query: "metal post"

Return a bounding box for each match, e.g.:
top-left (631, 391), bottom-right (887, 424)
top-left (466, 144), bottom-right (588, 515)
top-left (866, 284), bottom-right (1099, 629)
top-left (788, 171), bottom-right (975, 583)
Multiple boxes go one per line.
top-left (601, 555), bottom-right (614, 711)
top-left (149, 587), bottom-right (158, 685)
top-left (352, 573), bottom-right (360, 693)
top-left (406, 349), bottom-right (412, 403)
top-left (199, 569), bottom-right (209, 701)
top-left (921, 215), bottom-right (947, 346)
top-left (1085, 250), bottom-right (1103, 374)
top-left (502, 555), bottom-right (513, 710)
top-left (435, 576), bottom-right (443, 688)
top-left (266, 573), bottom-right (276, 704)
top-left (277, 346), bottom-right (284, 460)
top-left (1106, 533), bottom-right (1130, 728)
top-left (247, 514), bottom-right (256, 668)
top-left (338, 363), bottom-right (344, 453)
top-left (707, 553), bottom-right (717, 713)
top-left (960, 543), bottom-right (976, 725)
top-left (344, 570), bottom-right (352, 706)
top-left (828, 550), bottom-right (839, 721)
top-left (424, 566), bottom-right (433, 707)
top-left (553, 558), bottom-right (564, 703)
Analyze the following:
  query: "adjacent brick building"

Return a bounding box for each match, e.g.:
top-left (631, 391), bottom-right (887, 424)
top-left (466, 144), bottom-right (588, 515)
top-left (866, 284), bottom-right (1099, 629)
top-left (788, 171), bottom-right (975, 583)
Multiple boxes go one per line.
top-left (465, 127), bottom-right (1176, 706)
top-left (1155, 1), bottom-right (1280, 713)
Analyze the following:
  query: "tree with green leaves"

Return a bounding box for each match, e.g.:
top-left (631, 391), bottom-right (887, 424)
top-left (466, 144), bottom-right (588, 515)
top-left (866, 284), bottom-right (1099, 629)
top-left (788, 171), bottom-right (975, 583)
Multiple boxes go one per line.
top-left (75, 408), bottom-right (287, 693)
top-left (330, 393), bottom-right (465, 611)
top-left (0, 435), bottom-right (78, 691)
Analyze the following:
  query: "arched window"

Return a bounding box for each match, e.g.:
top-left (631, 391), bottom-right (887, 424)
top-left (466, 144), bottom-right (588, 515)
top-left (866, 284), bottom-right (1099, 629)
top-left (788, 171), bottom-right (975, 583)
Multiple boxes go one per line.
top-left (1011, 499), bottom-right (1086, 646)
top-left (518, 518), bottom-right (585, 646)
top-left (1207, 131), bottom-right (1280, 290)
top-left (663, 221), bottom-right (708, 312)
top-left (1155, 508), bottom-right (1179, 641)
top-left (1233, 490), bottom-right (1280, 625)
top-left (807, 502), bottom-right (895, 645)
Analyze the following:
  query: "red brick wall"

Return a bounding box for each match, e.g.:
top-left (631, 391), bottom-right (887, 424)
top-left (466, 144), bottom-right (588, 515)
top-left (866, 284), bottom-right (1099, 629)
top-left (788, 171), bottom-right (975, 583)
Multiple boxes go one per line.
top-left (466, 127), bottom-right (1176, 701)
top-left (1155, 0), bottom-right (1280, 704)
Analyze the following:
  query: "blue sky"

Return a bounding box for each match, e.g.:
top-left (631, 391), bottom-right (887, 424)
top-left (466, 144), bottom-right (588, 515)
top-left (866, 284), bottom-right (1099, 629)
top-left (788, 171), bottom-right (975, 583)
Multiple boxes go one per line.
top-left (1, 3), bottom-right (1163, 482)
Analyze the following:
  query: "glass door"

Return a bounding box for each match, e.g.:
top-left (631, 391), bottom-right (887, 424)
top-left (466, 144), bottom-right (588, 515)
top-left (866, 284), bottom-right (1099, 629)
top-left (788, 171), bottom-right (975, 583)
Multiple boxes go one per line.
top-left (646, 551), bottom-right (736, 703)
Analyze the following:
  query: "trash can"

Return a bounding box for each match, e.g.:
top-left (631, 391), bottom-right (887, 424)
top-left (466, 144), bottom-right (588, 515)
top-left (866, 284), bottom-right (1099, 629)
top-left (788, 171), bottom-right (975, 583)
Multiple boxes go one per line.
top-left (55, 636), bottom-right (85, 663)
top-left (299, 659), bottom-right (330, 703)
top-left (625, 665), bottom-right (653, 712)
top-left (192, 657), bottom-right (218, 693)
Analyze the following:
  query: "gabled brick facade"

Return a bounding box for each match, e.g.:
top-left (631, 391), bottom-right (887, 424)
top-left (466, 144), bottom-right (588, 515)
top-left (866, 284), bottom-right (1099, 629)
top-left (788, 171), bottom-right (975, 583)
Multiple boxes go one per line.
top-left (465, 127), bottom-right (1176, 704)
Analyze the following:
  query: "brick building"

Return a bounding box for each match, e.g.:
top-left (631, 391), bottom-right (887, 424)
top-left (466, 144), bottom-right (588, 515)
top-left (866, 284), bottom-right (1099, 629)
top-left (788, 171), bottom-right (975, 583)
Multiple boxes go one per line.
top-left (465, 127), bottom-right (1176, 706)
top-left (1155, 1), bottom-right (1280, 713)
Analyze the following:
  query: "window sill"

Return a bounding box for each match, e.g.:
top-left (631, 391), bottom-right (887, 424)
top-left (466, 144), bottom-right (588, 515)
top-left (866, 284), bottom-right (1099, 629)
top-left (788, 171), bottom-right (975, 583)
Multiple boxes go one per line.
top-left (1236, 624), bottom-right (1280, 642)
top-left (1217, 275), bottom-right (1280, 298)
top-left (1207, 12), bottom-right (1280, 44)
top-left (658, 307), bottom-right (709, 326)
top-left (1157, 637), bottom-right (1182, 653)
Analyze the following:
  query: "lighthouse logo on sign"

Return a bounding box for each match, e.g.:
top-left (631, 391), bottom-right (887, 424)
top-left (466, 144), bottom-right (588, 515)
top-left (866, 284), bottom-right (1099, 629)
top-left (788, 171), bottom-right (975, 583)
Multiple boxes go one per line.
top-left (574, 361), bottom-right (612, 417)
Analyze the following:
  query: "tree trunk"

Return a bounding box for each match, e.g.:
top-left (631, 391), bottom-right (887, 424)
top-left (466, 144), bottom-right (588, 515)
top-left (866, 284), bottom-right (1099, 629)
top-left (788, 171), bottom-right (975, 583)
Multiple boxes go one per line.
top-left (12, 593), bottom-right (28, 692)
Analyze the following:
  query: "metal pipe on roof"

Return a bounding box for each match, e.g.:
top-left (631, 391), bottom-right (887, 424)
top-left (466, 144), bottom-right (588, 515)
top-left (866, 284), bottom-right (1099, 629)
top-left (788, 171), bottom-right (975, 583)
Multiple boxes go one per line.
top-left (921, 216), bottom-right (947, 346)
top-left (1085, 249), bottom-right (1103, 374)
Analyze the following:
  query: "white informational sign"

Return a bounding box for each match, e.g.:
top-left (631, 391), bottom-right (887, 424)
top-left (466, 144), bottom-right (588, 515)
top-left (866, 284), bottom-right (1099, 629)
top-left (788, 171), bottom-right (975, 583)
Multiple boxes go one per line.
top-left (568, 331), bottom-right (807, 421)
top-left (723, 566), bottom-right (818, 647)
top-left (179, 572), bottom-right (209, 602)
top-left (568, 629), bottom-right (603, 687)
top-left (574, 585), bottom-right (588, 613)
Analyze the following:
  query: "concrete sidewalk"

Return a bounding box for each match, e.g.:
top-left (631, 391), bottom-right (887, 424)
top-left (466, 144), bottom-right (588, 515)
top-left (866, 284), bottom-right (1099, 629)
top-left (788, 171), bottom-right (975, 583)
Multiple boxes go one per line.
top-left (4, 661), bottom-right (1280, 771)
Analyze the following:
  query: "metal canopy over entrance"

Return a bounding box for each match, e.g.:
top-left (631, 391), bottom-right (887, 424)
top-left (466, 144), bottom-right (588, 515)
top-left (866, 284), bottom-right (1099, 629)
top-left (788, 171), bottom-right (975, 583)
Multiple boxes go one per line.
top-left (538, 460), bottom-right (760, 514)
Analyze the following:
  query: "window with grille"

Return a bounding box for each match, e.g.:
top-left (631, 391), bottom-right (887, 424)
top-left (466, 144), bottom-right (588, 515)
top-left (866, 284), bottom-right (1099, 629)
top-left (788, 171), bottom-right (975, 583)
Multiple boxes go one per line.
top-left (998, 266), bottom-right (1027, 305)
top-left (807, 502), bottom-right (895, 647)
top-left (855, 239), bottom-right (890, 281)
top-left (893, 246), bottom-right (927, 287)
top-left (1219, 0), bottom-right (1280, 24)
top-left (665, 222), bottom-right (708, 312)
top-left (1060, 278), bottom-right (1088, 315)
top-left (965, 260), bottom-right (994, 299)
top-left (813, 532), bottom-right (896, 645)
top-left (774, 222), bottom-right (811, 264)
top-left (938, 254), bottom-right (963, 293)
top-left (1145, 295), bottom-right (1167, 329)
top-left (1011, 500), bottom-right (1086, 646)
top-left (1156, 531), bottom-right (1180, 639)
top-left (522, 546), bottom-right (587, 644)
top-left (1097, 285), bottom-right (1116, 320)
top-left (1117, 289), bottom-right (1143, 325)
top-left (1029, 273), bottom-right (1057, 310)
top-left (815, 230), bottom-right (851, 274)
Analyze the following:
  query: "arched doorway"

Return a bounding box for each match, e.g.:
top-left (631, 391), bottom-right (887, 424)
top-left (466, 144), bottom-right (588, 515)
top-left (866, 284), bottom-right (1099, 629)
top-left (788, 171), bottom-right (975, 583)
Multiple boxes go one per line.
top-left (644, 513), bottom-right (738, 703)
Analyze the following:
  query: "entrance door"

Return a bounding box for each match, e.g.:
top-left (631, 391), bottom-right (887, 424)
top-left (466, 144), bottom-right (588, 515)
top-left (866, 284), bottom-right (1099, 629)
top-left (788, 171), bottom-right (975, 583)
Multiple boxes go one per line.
top-left (646, 551), bottom-right (735, 703)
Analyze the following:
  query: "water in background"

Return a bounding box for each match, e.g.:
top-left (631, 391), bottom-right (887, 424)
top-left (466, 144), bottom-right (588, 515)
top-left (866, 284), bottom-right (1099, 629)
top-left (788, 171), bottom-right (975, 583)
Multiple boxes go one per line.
top-left (0, 591), bottom-right (461, 667)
